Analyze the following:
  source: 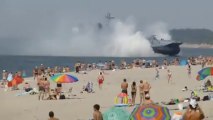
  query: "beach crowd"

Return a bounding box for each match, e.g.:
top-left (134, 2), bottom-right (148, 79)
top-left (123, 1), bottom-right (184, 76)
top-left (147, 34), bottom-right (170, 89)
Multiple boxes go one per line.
top-left (1, 55), bottom-right (213, 120)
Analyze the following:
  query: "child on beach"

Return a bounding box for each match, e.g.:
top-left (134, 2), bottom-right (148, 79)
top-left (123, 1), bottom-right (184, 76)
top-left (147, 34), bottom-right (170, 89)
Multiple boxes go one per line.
top-left (97, 72), bottom-right (104, 90)
top-left (187, 64), bottom-right (191, 79)
top-left (93, 104), bottom-right (103, 120)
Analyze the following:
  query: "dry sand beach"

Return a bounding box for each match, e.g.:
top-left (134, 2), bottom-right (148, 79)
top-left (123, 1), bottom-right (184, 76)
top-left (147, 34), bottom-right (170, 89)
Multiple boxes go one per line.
top-left (0, 65), bottom-right (213, 120)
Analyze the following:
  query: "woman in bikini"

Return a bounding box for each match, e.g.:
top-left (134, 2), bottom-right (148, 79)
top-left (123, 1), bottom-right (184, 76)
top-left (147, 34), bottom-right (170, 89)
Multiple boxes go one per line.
top-left (131, 81), bottom-right (137, 105)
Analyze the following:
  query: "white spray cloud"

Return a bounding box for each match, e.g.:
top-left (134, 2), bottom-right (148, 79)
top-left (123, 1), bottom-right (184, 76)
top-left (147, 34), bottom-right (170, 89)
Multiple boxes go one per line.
top-left (104, 20), bottom-right (154, 57)
top-left (0, 13), bottom-right (171, 57)
top-left (144, 22), bottom-right (171, 40)
top-left (30, 19), bottom-right (172, 57)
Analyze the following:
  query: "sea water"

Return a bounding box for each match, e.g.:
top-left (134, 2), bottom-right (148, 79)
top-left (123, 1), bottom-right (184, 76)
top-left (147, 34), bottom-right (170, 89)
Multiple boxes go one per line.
top-left (0, 48), bottom-right (212, 78)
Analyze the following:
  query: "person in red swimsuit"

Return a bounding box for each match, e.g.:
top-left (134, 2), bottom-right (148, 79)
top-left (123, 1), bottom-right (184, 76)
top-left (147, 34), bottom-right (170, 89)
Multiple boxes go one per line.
top-left (97, 72), bottom-right (104, 90)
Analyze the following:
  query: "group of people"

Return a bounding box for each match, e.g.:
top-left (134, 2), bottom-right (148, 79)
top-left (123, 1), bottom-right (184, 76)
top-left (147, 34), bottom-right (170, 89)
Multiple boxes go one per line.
top-left (1, 70), bottom-right (25, 90)
top-left (37, 75), bottom-right (51, 100)
top-left (33, 64), bottom-right (71, 80)
top-left (120, 79), bottom-right (152, 105)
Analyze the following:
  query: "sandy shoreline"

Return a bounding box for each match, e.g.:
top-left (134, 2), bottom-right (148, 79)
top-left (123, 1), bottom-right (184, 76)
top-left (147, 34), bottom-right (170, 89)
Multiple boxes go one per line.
top-left (0, 65), bottom-right (213, 120)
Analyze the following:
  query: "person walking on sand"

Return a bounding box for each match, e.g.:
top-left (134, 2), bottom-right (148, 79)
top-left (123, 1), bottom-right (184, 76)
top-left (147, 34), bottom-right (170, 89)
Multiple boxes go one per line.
top-left (187, 64), bottom-right (191, 79)
top-left (139, 80), bottom-right (144, 104)
top-left (38, 78), bottom-right (45, 100)
top-left (93, 104), bottom-right (103, 120)
top-left (48, 111), bottom-right (59, 120)
top-left (131, 81), bottom-right (137, 105)
top-left (183, 99), bottom-right (205, 120)
top-left (121, 79), bottom-right (128, 95)
top-left (167, 70), bottom-right (172, 84)
top-left (97, 72), bottom-right (104, 89)
top-left (155, 67), bottom-right (159, 80)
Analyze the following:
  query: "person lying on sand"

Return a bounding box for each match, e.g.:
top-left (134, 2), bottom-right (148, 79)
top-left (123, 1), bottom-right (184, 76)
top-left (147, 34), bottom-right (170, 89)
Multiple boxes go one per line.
top-left (161, 98), bottom-right (190, 105)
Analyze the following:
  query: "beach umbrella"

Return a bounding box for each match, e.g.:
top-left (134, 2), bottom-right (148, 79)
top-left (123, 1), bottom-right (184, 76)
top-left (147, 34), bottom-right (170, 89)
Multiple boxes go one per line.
top-left (50, 74), bottom-right (78, 83)
top-left (103, 107), bottom-right (130, 120)
top-left (8, 76), bottom-right (24, 87)
top-left (129, 104), bottom-right (171, 120)
top-left (196, 67), bottom-right (213, 81)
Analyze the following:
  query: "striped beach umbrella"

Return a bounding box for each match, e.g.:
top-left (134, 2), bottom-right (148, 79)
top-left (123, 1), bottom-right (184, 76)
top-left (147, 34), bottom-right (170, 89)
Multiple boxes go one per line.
top-left (50, 74), bottom-right (78, 83)
top-left (129, 104), bottom-right (171, 120)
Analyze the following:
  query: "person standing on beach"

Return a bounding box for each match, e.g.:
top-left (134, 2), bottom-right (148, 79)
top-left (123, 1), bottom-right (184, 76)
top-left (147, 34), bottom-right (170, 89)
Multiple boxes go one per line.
top-left (155, 67), bottom-right (159, 80)
top-left (2, 70), bottom-right (8, 87)
top-left (167, 70), bottom-right (172, 84)
top-left (33, 66), bottom-right (38, 80)
top-left (187, 64), bottom-right (192, 79)
top-left (97, 72), bottom-right (104, 89)
top-left (48, 111), bottom-right (59, 120)
top-left (121, 79), bottom-right (128, 95)
top-left (142, 80), bottom-right (151, 96)
top-left (131, 81), bottom-right (137, 105)
top-left (93, 104), bottom-right (103, 120)
top-left (44, 77), bottom-right (50, 97)
top-left (139, 80), bottom-right (144, 104)
top-left (38, 78), bottom-right (45, 100)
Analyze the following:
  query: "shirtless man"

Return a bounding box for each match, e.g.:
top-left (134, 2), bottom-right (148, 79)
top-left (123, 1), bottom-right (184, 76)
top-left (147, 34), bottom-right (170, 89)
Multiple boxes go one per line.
top-left (143, 94), bottom-right (154, 105)
top-left (142, 80), bottom-right (151, 96)
top-left (38, 77), bottom-right (45, 100)
top-left (93, 104), bottom-right (103, 120)
top-left (48, 111), bottom-right (59, 120)
top-left (121, 79), bottom-right (128, 95)
top-left (139, 80), bottom-right (144, 104)
top-left (183, 99), bottom-right (205, 120)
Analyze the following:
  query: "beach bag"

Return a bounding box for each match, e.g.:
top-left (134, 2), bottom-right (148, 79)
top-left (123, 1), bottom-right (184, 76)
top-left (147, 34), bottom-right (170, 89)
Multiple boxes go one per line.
top-left (60, 95), bottom-right (65, 99)
top-left (203, 96), bottom-right (209, 101)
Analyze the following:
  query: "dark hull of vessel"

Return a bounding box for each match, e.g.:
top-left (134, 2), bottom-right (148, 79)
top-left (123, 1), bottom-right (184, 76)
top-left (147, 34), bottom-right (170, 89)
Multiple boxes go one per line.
top-left (152, 43), bottom-right (182, 56)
